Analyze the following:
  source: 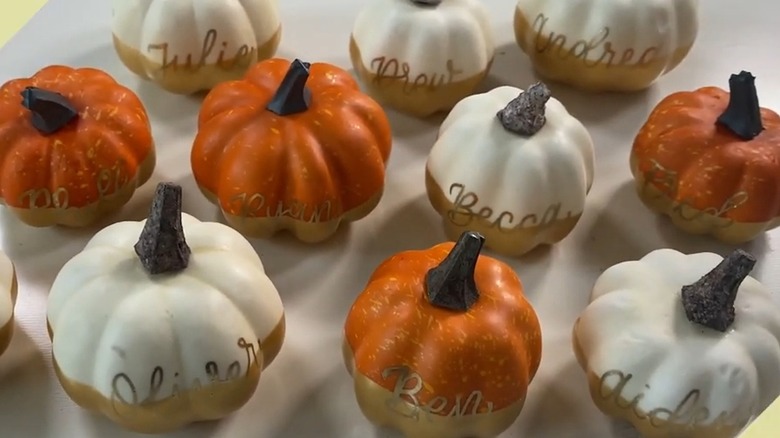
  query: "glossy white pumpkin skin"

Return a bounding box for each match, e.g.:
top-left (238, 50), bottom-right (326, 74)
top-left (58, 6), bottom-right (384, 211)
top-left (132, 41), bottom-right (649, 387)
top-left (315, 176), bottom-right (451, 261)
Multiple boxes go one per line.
top-left (514, 0), bottom-right (699, 92)
top-left (573, 248), bottom-right (780, 438)
top-left (350, 0), bottom-right (495, 116)
top-left (425, 85), bottom-right (595, 256)
top-left (47, 213), bottom-right (285, 432)
top-left (112, 0), bottom-right (281, 94)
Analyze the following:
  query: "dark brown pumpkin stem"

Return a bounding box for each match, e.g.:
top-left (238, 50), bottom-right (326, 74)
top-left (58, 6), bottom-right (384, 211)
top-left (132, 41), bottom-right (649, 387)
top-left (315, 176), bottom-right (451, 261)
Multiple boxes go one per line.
top-left (20, 87), bottom-right (78, 135)
top-left (716, 71), bottom-right (764, 140)
top-left (681, 249), bottom-right (756, 332)
top-left (267, 59), bottom-right (312, 116)
top-left (411, 0), bottom-right (442, 5)
top-left (135, 182), bottom-right (192, 275)
top-left (497, 82), bottom-right (551, 136)
top-left (425, 231), bottom-right (485, 311)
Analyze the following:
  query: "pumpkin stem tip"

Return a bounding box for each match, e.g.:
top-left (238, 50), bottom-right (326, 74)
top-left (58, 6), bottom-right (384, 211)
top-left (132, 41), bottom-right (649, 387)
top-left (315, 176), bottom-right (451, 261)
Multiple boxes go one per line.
top-left (267, 58), bottom-right (312, 116)
top-left (716, 71), bottom-right (764, 140)
top-left (135, 182), bottom-right (192, 275)
top-left (425, 231), bottom-right (485, 311)
top-left (681, 249), bottom-right (756, 332)
top-left (497, 82), bottom-right (551, 136)
top-left (411, 0), bottom-right (443, 6)
top-left (20, 86), bottom-right (78, 135)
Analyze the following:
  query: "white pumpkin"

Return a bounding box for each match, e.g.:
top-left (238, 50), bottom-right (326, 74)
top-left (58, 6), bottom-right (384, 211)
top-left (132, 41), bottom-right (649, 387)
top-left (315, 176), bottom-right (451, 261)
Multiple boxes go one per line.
top-left (513, 0), bottom-right (699, 92)
top-left (425, 84), bottom-right (594, 257)
top-left (573, 248), bottom-right (780, 438)
top-left (47, 183), bottom-right (285, 434)
top-left (0, 250), bottom-right (16, 357)
top-left (112, 0), bottom-right (282, 94)
top-left (349, 0), bottom-right (495, 117)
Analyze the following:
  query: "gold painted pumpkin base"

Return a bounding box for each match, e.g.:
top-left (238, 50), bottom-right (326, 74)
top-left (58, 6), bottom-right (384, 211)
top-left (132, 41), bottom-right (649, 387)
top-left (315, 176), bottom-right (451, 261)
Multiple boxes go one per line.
top-left (51, 317), bottom-right (285, 434)
top-left (0, 148), bottom-right (155, 228)
top-left (572, 320), bottom-right (744, 438)
top-left (342, 339), bottom-right (525, 438)
top-left (112, 27), bottom-right (282, 95)
top-left (0, 268), bottom-right (18, 358)
top-left (513, 9), bottom-right (694, 92)
top-left (349, 37), bottom-right (493, 118)
top-left (198, 186), bottom-right (384, 243)
top-left (630, 163), bottom-right (779, 244)
top-left (425, 169), bottom-right (582, 257)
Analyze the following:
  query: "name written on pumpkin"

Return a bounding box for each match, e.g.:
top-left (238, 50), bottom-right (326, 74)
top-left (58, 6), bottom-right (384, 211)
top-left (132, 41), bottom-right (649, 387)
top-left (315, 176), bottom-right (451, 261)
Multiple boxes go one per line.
top-left (530, 13), bottom-right (660, 68)
top-left (447, 183), bottom-right (574, 231)
top-left (17, 164), bottom-right (129, 210)
top-left (147, 29), bottom-right (256, 73)
top-left (230, 192), bottom-right (333, 223)
top-left (598, 370), bottom-right (746, 429)
top-left (370, 56), bottom-right (463, 94)
top-left (382, 365), bottom-right (494, 421)
top-left (110, 337), bottom-right (259, 406)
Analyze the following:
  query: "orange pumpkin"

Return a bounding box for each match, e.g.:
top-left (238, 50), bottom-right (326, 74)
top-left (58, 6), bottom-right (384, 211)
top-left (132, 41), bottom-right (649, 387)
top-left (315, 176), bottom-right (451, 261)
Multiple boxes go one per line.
top-left (191, 58), bottom-right (392, 243)
top-left (631, 71), bottom-right (780, 243)
top-left (343, 231), bottom-right (542, 438)
top-left (0, 65), bottom-right (156, 227)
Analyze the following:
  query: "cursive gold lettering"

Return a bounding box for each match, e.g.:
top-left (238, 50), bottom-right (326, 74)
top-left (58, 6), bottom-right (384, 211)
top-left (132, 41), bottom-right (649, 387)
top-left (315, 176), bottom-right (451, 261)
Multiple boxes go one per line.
top-left (147, 29), bottom-right (256, 74)
top-left (381, 365), bottom-right (493, 422)
top-left (230, 192), bottom-right (333, 223)
top-left (96, 163), bottom-right (129, 199)
top-left (18, 187), bottom-right (69, 209)
top-left (531, 13), bottom-right (659, 68)
top-left (370, 56), bottom-right (463, 94)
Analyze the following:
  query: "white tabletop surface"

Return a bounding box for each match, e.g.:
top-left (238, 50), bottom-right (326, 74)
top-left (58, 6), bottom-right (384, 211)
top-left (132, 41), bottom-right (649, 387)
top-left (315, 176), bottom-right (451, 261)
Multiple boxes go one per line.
top-left (0, 0), bottom-right (779, 437)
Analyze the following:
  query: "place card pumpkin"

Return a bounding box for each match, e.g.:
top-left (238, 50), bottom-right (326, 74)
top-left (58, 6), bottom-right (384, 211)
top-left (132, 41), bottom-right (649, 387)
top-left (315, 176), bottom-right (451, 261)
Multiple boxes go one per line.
top-left (426, 83), bottom-right (594, 257)
top-left (513, 0), bottom-right (699, 92)
top-left (0, 251), bottom-right (17, 358)
top-left (343, 231), bottom-right (542, 438)
top-left (191, 58), bottom-right (392, 243)
top-left (0, 65), bottom-right (155, 228)
top-left (112, 0), bottom-right (282, 95)
top-left (350, 0), bottom-right (495, 117)
top-left (573, 248), bottom-right (780, 438)
top-left (631, 71), bottom-right (780, 244)
top-left (47, 182), bottom-right (285, 434)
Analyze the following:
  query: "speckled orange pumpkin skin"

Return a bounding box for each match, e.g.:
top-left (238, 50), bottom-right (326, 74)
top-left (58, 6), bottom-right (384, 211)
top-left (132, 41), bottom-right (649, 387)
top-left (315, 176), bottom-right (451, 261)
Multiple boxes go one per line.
top-left (191, 58), bottom-right (392, 240)
top-left (631, 87), bottom-right (780, 224)
top-left (0, 65), bottom-right (154, 226)
top-left (344, 241), bottom-right (542, 413)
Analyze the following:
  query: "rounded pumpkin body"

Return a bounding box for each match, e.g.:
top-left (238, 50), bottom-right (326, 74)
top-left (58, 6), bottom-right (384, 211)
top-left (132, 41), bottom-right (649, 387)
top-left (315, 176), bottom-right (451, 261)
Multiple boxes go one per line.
top-left (0, 251), bottom-right (17, 358)
top-left (350, 0), bottom-right (495, 117)
top-left (344, 232), bottom-right (542, 438)
top-left (0, 65), bottom-right (155, 227)
top-left (513, 0), bottom-right (699, 92)
top-left (630, 72), bottom-right (780, 243)
top-left (191, 58), bottom-right (392, 243)
top-left (573, 248), bottom-right (780, 438)
top-left (112, 0), bottom-right (282, 95)
top-left (47, 184), bottom-right (285, 434)
top-left (426, 85), bottom-right (594, 257)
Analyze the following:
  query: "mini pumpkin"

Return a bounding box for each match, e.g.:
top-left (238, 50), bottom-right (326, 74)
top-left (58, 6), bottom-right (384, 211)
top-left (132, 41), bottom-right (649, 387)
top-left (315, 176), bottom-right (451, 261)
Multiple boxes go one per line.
top-left (513, 0), bottom-right (699, 92)
top-left (426, 83), bottom-right (595, 257)
top-left (344, 231), bottom-right (542, 438)
top-left (573, 248), bottom-right (780, 438)
top-left (112, 0), bottom-right (282, 94)
top-left (0, 251), bottom-right (17, 358)
top-left (0, 65), bottom-right (156, 227)
top-left (47, 182), bottom-right (285, 434)
top-left (350, 0), bottom-right (495, 117)
top-left (631, 71), bottom-right (780, 243)
top-left (191, 58), bottom-right (393, 243)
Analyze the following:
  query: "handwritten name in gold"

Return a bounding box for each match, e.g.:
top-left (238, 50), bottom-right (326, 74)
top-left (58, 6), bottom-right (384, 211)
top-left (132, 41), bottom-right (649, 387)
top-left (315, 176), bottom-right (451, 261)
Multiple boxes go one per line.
top-left (447, 183), bottom-right (574, 231)
top-left (531, 13), bottom-right (659, 68)
top-left (110, 337), bottom-right (259, 406)
top-left (230, 192), bottom-right (333, 223)
top-left (147, 29), bottom-right (256, 73)
top-left (598, 369), bottom-right (745, 429)
top-left (382, 365), bottom-right (493, 421)
top-left (18, 164), bottom-right (130, 209)
top-left (370, 56), bottom-right (463, 94)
